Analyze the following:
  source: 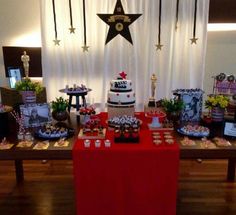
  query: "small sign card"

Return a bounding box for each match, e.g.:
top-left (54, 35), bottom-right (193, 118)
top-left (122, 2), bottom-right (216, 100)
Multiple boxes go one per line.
top-left (224, 121), bottom-right (236, 138)
top-left (33, 141), bottom-right (49, 150)
top-left (0, 138), bottom-right (14, 150)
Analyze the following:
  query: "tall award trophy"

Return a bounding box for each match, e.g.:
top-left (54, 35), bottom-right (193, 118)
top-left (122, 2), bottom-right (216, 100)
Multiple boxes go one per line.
top-left (21, 51), bottom-right (30, 78)
top-left (148, 74), bottom-right (157, 107)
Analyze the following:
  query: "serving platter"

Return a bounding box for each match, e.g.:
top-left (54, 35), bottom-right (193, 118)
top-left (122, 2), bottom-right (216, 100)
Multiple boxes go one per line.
top-left (177, 125), bottom-right (210, 138)
top-left (34, 125), bottom-right (74, 140)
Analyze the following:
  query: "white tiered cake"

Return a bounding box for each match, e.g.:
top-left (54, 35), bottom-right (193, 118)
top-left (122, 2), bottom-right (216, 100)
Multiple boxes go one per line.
top-left (107, 72), bottom-right (135, 119)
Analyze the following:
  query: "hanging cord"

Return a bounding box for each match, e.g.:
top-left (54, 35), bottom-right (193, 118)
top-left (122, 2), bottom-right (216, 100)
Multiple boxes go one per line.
top-left (155, 0), bottom-right (163, 50)
top-left (193, 0), bottom-right (197, 37)
top-left (83, 0), bottom-right (87, 45)
top-left (158, 0), bottom-right (162, 44)
top-left (175, 0), bottom-right (180, 30)
top-left (52, 0), bottom-right (58, 39)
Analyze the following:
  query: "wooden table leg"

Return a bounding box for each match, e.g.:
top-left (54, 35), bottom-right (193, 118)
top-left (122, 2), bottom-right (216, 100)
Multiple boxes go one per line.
top-left (68, 95), bottom-right (73, 113)
top-left (227, 158), bottom-right (236, 181)
top-left (15, 160), bottom-right (24, 184)
top-left (82, 95), bottom-right (86, 107)
top-left (76, 96), bottom-right (80, 111)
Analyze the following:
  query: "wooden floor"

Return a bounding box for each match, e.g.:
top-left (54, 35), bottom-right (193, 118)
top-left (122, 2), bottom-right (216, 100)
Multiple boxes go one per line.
top-left (0, 160), bottom-right (236, 215)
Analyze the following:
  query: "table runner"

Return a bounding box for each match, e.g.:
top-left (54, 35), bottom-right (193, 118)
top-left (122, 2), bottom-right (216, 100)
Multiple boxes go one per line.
top-left (73, 112), bottom-right (179, 215)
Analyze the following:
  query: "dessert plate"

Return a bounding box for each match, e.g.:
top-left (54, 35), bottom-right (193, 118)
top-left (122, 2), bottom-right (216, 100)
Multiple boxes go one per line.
top-left (106, 119), bottom-right (142, 128)
top-left (59, 88), bottom-right (91, 94)
top-left (177, 125), bottom-right (209, 138)
top-left (34, 125), bottom-right (74, 140)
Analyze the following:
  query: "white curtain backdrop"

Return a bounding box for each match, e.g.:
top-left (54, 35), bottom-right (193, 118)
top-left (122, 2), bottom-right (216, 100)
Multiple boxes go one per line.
top-left (40, 0), bottom-right (209, 111)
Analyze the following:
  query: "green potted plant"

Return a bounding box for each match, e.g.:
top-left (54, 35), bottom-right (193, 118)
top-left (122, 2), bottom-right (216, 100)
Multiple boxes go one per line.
top-left (51, 97), bottom-right (69, 121)
top-left (161, 98), bottom-right (184, 122)
top-left (205, 94), bottom-right (229, 122)
top-left (15, 78), bottom-right (43, 103)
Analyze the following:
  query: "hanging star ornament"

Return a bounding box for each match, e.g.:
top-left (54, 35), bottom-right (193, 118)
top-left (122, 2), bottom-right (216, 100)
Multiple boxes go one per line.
top-left (175, 24), bottom-right (178, 31)
top-left (69, 27), bottom-right (76, 33)
top-left (175, 0), bottom-right (180, 31)
top-left (53, 39), bottom-right (61, 46)
top-left (190, 0), bottom-right (198, 45)
top-left (190, 37), bottom-right (198, 44)
top-left (97, 0), bottom-right (142, 45)
top-left (68, 0), bottom-right (76, 34)
top-left (155, 0), bottom-right (163, 52)
top-left (82, 0), bottom-right (89, 52)
top-left (82, 45), bottom-right (89, 52)
top-left (52, 0), bottom-right (60, 46)
top-left (155, 43), bottom-right (163, 50)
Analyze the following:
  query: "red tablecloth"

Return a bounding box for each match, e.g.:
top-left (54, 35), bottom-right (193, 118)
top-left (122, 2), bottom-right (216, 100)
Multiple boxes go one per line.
top-left (73, 112), bottom-right (179, 215)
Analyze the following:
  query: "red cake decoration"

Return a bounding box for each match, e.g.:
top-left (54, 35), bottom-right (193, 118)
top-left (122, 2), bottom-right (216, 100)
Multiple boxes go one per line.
top-left (119, 71), bottom-right (127, 79)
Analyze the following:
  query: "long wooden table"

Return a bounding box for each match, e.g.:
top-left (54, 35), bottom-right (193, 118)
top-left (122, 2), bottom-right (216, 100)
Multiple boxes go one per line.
top-left (0, 113), bottom-right (236, 183)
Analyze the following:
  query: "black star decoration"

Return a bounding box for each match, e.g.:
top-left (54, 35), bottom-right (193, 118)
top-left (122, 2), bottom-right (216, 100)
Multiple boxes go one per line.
top-left (82, 45), bottom-right (89, 52)
top-left (190, 37), bottom-right (198, 44)
top-left (69, 27), bottom-right (76, 33)
top-left (155, 43), bottom-right (163, 51)
top-left (53, 39), bottom-right (61, 46)
top-left (97, 0), bottom-right (142, 45)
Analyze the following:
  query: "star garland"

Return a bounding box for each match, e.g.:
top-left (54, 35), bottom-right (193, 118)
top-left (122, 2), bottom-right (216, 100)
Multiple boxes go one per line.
top-left (50, 0), bottom-right (199, 48)
top-left (82, 0), bottom-right (89, 52)
top-left (68, 0), bottom-right (76, 33)
top-left (155, 0), bottom-right (163, 51)
top-left (52, 0), bottom-right (60, 45)
top-left (190, 0), bottom-right (198, 44)
top-left (175, 0), bottom-right (180, 30)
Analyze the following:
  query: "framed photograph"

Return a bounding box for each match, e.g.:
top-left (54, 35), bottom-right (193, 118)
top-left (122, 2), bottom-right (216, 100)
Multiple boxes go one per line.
top-left (19, 103), bottom-right (52, 128)
top-left (7, 67), bottom-right (22, 88)
top-left (223, 121), bottom-right (236, 138)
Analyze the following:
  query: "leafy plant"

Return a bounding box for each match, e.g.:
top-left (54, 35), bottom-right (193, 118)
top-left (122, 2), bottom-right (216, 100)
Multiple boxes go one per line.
top-left (15, 78), bottom-right (43, 94)
top-left (205, 95), bottom-right (229, 109)
top-left (161, 98), bottom-right (184, 113)
top-left (51, 97), bottom-right (69, 112)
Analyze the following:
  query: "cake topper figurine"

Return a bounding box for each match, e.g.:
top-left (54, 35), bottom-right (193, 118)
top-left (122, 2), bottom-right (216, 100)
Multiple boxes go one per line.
top-left (21, 51), bottom-right (30, 78)
top-left (148, 74), bottom-right (157, 107)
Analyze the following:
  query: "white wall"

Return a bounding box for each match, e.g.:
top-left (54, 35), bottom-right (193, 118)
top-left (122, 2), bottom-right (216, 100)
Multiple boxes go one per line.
top-left (0, 0), bottom-right (235, 103)
top-left (204, 31), bottom-right (236, 96)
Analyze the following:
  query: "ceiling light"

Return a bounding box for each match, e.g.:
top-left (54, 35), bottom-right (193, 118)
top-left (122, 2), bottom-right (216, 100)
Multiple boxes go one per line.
top-left (207, 23), bottom-right (236, 32)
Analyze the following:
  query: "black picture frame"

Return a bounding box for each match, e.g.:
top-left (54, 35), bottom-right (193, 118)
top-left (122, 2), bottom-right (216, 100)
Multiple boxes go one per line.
top-left (223, 121), bottom-right (236, 138)
top-left (19, 103), bottom-right (52, 128)
top-left (7, 67), bottom-right (22, 88)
